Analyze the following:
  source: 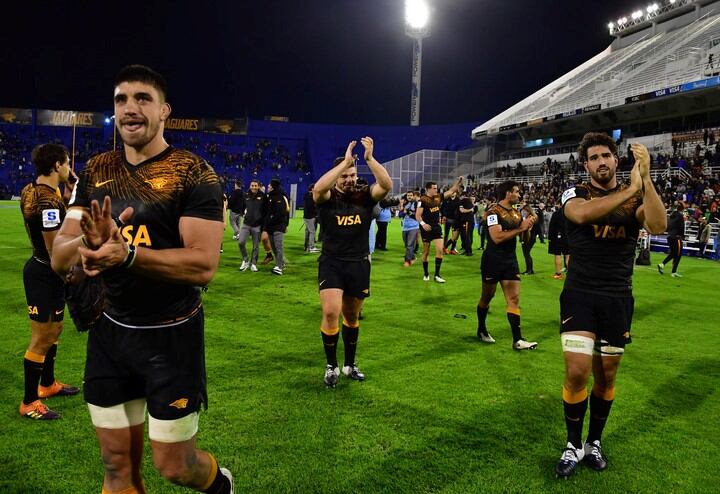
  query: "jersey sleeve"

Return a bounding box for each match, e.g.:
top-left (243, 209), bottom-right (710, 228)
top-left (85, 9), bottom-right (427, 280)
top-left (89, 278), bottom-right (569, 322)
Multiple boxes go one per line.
top-left (561, 185), bottom-right (589, 206)
top-left (39, 194), bottom-right (65, 231)
top-left (485, 205), bottom-right (499, 227)
top-left (182, 160), bottom-right (224, 222)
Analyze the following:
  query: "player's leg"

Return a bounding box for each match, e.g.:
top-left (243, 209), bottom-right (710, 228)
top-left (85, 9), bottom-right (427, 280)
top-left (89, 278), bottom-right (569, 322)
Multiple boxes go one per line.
top-left (476, 281), bottom-right (497, 342)
top-left (340, 295), bottom-right (365, 381)
top-left (237, 225), bottom-right (250, 270)
top-left (37, 319), bottom-right (80, 399)
top-left (556, 332), bottom-right (594, 477)
top-left (89, 400), bottom-right (147, 493)
top-left (421, 240), bottom-right (431, 279)
top-left (319, 287), bottom-right (343, 387)
top-left (582, 353), bottom-right (622, 472)
top-left (499, 280), bottom-right (536, 349)
top-left (432, 237), bottom-right (445, 282)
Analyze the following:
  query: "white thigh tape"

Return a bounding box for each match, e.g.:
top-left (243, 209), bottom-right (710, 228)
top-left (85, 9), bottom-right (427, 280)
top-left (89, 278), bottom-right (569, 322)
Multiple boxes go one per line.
top-left (594, 339), bottom-right (625, 356)
top-left (88, 399), bottom-right (146, 429)
top-left (148, 412), bottom-right (199, 443)
top-left (561, 334), bottom-right (594, 355)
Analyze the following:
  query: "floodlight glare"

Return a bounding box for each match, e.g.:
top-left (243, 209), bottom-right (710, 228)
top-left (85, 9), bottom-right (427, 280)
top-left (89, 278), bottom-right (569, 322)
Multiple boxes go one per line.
top-left (405, 0), bottom-right (430, 29)
top-left (608, 22), bottom-right (614, 29)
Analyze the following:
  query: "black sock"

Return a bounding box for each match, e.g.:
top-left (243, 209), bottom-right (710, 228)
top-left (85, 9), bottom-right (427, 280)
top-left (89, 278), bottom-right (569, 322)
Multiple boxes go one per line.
top-left (661, 254), bottom-right (672, 265)
top-left (40, 344), bottom-right (57, 387)
top-left (587, 391), bottom-right (614, 444)
top-left (476, 305), bottom-right (489, 335)
top-left (23, 356), bottom-right (44, 404)
top-left (423, 261), bottom-right (429, 276)
top-left (321, 331), bottom-right (339, 367)
top-left (563, 389), bottom-right (588, 449)
top-left (434, 258), bottom-right (442, 277)
top-left (451, 240), bottom-right (457, 250)
top-left (341, 325), bottom-right (359, 367)
top-left (507, 311), bottom-right (522, 342)
top-left (203, 462), bottom-right (232, 494)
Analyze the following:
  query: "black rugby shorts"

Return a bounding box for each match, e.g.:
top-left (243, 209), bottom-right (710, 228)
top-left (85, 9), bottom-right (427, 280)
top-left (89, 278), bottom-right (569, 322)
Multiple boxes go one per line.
top-left (548, 239), bottom-right (569, 256)
top-left (480, 254), bottom-right (520, 283)
top-left (23, 257), bottom-right (65, 322)
top-left (84, 307), bottom-right (207, 420)
top-left (559, 289), bottom-right (634, 348)
top-left (318, 256), bottom-right (371, 299)
top-left (420, 224), bottom-right (443, 243)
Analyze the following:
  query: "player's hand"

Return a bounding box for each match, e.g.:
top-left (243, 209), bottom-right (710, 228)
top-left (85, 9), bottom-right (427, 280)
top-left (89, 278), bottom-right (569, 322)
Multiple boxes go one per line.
top-left (79, 228), bottom-right (129, 276)
top-left (361, 136), bottom-right (374, 162)
top-left (520, 216), bottom-right (535, 231)
top-left (81, 196), bottom-right (134, 249)
top-left (422, 223), bottom-right (431, 231)
top-left (629, 163), bottom-right (642, 193)
top-left (457, 176), bottom-right (464, 185)
top-left (630, 143), bottom-right (650, 179)
top-left (344, 141), bottom-right (357, 165)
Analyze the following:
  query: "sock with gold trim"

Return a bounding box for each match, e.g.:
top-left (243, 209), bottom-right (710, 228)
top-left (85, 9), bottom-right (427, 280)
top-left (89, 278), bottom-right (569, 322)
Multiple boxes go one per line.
top-left (563, 386), bottom-right (588, 449)
top-left (40, 343), bottom-right (57, 387)
top-left (587, 387), bottom-right (614, 444)
top-left (23, 351), bottom-right (45, 404)
top-left (507, 309), bottom-right (522, 342)
top-left (341, 324), bottom-right (359, 367)
top-left (321, 328), bottom-right (339, 368)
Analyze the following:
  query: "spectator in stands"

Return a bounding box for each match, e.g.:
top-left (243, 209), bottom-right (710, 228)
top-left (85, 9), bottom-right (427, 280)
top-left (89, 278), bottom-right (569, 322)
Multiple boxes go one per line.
top-left (658, 201), bottom-right (686, 277)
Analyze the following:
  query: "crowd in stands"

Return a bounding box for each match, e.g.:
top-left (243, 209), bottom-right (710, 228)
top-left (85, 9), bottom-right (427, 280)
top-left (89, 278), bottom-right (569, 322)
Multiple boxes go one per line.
top-left (0, 124), bottom-right (311, 198)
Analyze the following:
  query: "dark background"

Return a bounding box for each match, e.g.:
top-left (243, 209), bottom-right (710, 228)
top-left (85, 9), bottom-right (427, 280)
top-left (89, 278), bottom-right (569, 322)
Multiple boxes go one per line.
top-left (2, 0), bottom-right (633, 125)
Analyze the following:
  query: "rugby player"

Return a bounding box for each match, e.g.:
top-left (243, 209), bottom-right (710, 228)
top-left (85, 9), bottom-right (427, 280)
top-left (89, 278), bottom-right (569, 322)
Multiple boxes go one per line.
top-left (416, 177), bottom-right (464, 282)
top-left (554, 134), bottom-right (666, 478)
top-left (51, 65), bottom-right (233, 493)
top-left (19, 143), bottom-right (80, 420)
top-left (313, 137), bottom-right (392, 387)
top-left (475, 181), bottom-right (538, 349)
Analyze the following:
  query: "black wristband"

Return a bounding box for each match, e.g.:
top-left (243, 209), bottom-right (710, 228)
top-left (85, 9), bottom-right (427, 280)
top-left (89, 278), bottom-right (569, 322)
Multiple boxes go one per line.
top-left (120, 245), bottom-right (137, 269)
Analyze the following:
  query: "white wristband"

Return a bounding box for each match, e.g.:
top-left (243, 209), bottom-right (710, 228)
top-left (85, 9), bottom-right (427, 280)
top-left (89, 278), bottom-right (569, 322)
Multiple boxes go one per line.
top-left (420, 221), bottom-right (426, 226)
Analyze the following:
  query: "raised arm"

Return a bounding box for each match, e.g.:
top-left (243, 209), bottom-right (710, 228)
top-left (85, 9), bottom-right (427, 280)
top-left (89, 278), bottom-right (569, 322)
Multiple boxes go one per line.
top-left (313, 141), bottom-right (356, 204)
top-left (361, 137), bottom-right (393, 201)
top-left (442, 176), bottom-right (464, 199)
top-left (564, 166), bottom-right (642, 225)
top-left (487, 214), bottom-right (534, 244)
top-left (631, 143), bottom-right (667, 234)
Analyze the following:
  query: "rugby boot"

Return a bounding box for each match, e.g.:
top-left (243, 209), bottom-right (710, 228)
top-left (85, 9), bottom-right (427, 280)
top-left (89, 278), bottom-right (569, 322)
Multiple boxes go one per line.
top-left (583, 440), bottom-right (608, 471)
top-left (555, 442), bottom-right (584, 478)
top-left (513, 339), bottom-right (538, 351)
top-left (220, 467), bottom-right (235, 494)
top-left (477, 330), bottom-right (495, 343)
top-left (19, 400), bottom-right (60, 420)
top-left (342, 364), bottom-right (366, 381)
top-left (38, 380), bottom-right (80, 398)
top-left (323, 365), bottom-right (339, 387)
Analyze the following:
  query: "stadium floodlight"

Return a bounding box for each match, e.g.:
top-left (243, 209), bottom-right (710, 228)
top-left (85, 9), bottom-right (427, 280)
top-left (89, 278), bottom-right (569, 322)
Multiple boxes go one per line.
top-left (405, 0), bottom-right (430, 31)
top-left (608, 22), bottom-right (614, 29)
top-left (405, 0), bottom-right (431, 126)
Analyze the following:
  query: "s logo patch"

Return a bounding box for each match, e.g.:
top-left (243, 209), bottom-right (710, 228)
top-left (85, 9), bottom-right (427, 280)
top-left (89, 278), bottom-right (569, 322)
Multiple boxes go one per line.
top-left (561, 188), bottom-right (576, 206)
top-left (486, 214), bottom-right (499, 227)
top-left (42, 209), bottom-right (61, 228)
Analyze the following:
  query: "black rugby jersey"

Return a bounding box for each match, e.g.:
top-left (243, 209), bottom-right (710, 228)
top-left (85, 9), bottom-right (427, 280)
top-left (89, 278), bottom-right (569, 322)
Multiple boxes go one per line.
top-left (70, 147), bottom-right (224, 325)
top-left (484, 203), bottom-right (522, 258)
top-left (20, 181), bottom-right (65, 263)
top-left (318, 185), bottom-right (377, 260)
top-left (418, 195), bottom-right (442, 225)
top-left (561, 182), bottom-right (642, 296)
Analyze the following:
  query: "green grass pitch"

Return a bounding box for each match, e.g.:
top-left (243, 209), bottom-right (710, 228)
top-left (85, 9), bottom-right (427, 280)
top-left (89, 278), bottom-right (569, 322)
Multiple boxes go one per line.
top-left (0, 200), bottom-right (718, 493)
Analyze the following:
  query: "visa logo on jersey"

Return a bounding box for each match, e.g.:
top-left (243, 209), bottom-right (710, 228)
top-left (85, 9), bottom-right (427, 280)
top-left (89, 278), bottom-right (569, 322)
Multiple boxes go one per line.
top-left (593, 225), bottom-right (626, 239)
top-left (120, 225), bottom-right (153, 246)
top-left (336, 214), bottom-right (362, 226)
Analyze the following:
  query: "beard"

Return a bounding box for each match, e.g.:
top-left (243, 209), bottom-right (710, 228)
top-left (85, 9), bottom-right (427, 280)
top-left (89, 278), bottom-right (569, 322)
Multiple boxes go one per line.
top-left (590, 166), bottom-right (615, 185)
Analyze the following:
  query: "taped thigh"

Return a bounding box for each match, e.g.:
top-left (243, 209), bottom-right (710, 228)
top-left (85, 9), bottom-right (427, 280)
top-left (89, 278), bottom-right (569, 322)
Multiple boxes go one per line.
top-left (88, 398), bottom-right (147, 429)
top-left (594, 339), bottom-right (625, 356)
top-left (148, 412), bottom-right (199, 443)
top-left (561, 333), bottom-right (594, 355)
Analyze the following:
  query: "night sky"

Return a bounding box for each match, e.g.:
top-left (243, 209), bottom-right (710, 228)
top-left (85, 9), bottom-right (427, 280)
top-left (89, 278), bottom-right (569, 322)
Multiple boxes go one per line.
top-left (3, 0), bottom-right (634, 126)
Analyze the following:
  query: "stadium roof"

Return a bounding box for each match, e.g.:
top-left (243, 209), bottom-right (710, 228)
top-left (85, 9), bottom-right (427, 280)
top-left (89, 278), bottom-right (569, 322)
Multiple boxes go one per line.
top-left (473, 0), bottom-right (720, 139)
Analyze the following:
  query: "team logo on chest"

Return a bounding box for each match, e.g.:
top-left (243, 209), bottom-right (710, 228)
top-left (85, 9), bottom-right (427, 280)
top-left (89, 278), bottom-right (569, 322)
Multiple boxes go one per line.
top-left (593, 225), bottom-right (626, 239)
top-left (144, 177), bottom-right (169, 190)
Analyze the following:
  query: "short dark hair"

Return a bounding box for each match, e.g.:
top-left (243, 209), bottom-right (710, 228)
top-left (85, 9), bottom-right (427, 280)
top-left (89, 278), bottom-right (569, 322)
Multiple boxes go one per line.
top-left (114, 65), bottom-right (168, 101)
top-left (496, 180), bottom-right (519, 200)
top-left (425, 181), bottom-right (437, 190)
top-left (270, 178), bottom-right (281, 189)
top-left (250, 179), bottom-right (260, 186)
top-left (31, 143), bottom-right (69, 177)
top-left (577, 132), bottom-right (617, 162)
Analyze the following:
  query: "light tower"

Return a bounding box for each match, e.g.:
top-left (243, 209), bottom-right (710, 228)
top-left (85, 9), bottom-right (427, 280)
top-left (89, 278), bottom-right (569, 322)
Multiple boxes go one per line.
top-left (405, 0), bottom-right (431, 126)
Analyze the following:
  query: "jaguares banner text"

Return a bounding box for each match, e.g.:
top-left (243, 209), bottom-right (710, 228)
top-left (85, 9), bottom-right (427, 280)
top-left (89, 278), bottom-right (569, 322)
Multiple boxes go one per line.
top-left (164, 117), bottom-right (248, 135)
top-left (0, 107), bottom-right (32, 125)
top-left (37, 110), bottom-right (104, 128)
